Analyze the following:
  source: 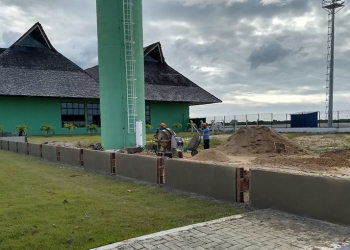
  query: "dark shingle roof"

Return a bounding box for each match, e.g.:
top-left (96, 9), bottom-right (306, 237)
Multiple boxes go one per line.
top-left (0, 23), bottom-right (99, 98)
top-left (86, 42), bottom-right (222, 105)
top-left (0, 23), bottom-right (221, 105)
top-left (0, 48), bottom-right (6, 55)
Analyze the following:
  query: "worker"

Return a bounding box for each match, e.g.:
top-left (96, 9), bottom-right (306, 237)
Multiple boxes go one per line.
top-left (154, 123), bottom-right (167, 138)
top-left (199, 123), bottom-right (210, 149)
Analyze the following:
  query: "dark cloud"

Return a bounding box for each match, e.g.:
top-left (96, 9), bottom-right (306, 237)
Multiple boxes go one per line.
top-left (248, 41), bottom-right (291, 69)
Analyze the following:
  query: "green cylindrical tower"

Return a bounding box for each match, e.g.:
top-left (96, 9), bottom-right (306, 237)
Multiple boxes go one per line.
top-left (96, 0), bottom-right (145, 149)
top-left (133, 1), bottom-right (146, 146)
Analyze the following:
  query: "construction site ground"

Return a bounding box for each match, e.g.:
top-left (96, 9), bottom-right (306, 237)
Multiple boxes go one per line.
top-left (183, 130), bottom-right (350, 180)
top-left (37, 129), bottom-right (350, 180)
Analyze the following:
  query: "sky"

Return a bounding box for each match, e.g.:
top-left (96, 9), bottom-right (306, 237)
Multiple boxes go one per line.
top-left (0, 0), bottom-right (349, 119)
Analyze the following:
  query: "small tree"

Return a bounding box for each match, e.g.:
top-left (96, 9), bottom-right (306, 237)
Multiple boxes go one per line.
top-left (63, 123), bottom-right (77, 135)
top-left (0, 126), bottom-right (3, 132)
top-left (172, 123), bottom-right (182, 129)
top-left (15, 125), bottom-right (29, 132)
top-left (146, 124), bottom-right (153, 129)
top-left (87, 124), bottom-right (98, 133)
top-left (40, 125), bottom-right (55, 136)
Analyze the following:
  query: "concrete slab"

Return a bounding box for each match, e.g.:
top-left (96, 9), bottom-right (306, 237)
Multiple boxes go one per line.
top-left (115, 154), bottom-right (157, 183)
top-left (17, 142), bottom-right (28, 155)
top-left (0, 136), bottom-right (26, 142)
top-left (28, 143), bottom-right (42, 158)
top-left (42, 145), bottom-right (58, 162)
top-left (83, 150), bottom-right (112, 174)
top-left (1, 140), bottom-right (9, 150)
top-left (8, 141), bottom-right (18, 153)
top-left (60, 147), bottom-right (82, 166)
top-left (250, 169), bottom-right (350, 226)
top-left (164, 159), bottom-right (237, 202)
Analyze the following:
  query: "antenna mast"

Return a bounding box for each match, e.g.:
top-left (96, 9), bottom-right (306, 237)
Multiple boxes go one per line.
top-left (322, 0), bottom-right (345, 127)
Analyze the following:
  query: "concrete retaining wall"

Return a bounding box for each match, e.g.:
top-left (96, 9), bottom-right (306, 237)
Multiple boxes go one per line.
top-left (60, 147), bottom-right (82, 166)
top-left (115, 154), bottom-right (158, 183)
top-left (42, 145), bottom-right (58, 162)
top-left (275, 127), bottom-right (350, 133)
top-left (9, 141), bottom-right (18, 153)
top-left (83, 150), bottom-right (113, 174)
top-left (0, 136), bottom-right (26, 142)
top-left (28, 143), bottom-right (42, 158)
top-left (164, 159), bottom-right (237, 202)
top-left (17, 142), bottom-right (28, 155)
top-left (1, 140), bottom-right (9, 150)
top-left (250, 169), bottom-right (350, 226)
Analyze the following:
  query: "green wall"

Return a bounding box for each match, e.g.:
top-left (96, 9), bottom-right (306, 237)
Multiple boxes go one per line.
top-left (0, 96), bottom-right (190, 136)
top-left (146, 102), bottom-right (189, 133)
top-left (0, 96), bottom-right (100, 135)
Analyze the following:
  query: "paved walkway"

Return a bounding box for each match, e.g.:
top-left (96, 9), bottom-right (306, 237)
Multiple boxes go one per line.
top-left (92, 209), bottom-right (350, 250)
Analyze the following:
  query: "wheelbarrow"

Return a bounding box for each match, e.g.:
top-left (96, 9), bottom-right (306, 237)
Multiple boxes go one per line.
top-left (187, 134), bottom-right (201, 157)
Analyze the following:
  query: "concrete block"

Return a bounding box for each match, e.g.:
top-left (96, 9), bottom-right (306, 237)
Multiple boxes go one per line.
top-left (28, 143), bottom-right (42, 158)
top-left (60, 147), bottom-right (82, 166)
top-left (17, 142), bottom-right (28, 155)
top-left (42, 145), bottom-right (58, 162)
top-left (164, 159), bottom-right (237, 202)
top-left (1, 140), bottom-right (9, 151)
top-left (83, 150), bottom-right (113, 174)
top-left (115, 154), bottom-right (158, 183)
top-left (9, 141), bottom-right (18, 153)
top-left (250, 169), bottom-right (350, 226)
top-left (0, 136), bottom-right (26, 142)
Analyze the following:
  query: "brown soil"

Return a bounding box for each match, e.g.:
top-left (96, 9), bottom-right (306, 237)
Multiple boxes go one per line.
top-left (217, 126), bottom-right (310, 156)
top-left (320, 149), bottom-right (350, 160)
top-left (190, 149), bottom-right (230, 162)
top-left (253, 156), bottom-right (350, 171)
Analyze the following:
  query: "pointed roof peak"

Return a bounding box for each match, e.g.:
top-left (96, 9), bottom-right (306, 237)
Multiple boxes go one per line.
top-left (144, 42), bottom-right (165, 64)
top-left (10, 22), bottom-right (56, 52)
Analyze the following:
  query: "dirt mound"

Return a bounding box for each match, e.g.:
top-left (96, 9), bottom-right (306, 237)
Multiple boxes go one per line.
top-left (217, 126), bottom-right (310, 156)
top-left (191, 149), bottom-right (230, 162)
top-left (253, 156), bottom-right (350, 170)
top-left (320, 149), bottom-right (350, 160)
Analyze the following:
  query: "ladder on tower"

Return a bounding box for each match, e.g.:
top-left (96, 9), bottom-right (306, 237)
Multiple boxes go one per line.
top-left (123, 0), bottom-right (137, 134)
top-left (325, 12), bottom-right (332, 120)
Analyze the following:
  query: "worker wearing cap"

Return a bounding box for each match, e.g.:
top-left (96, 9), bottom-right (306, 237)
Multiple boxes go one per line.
top-left (199, 123), bottom-right (210, 149)
top-left (154, 123), bottom-right (167, 138)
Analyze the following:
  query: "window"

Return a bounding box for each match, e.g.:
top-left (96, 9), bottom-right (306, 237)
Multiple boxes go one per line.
top-left (146, 104), bottom-right (151, 125)
top-left (61, 102), bottom-right (85, 128)
top-left (87, 103), bottom-right (101, 127)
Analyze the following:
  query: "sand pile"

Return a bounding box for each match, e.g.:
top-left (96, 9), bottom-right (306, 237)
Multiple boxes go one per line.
top-left (191, 149), bottom-right (230, 162)
top-left (253, 156), bottom-right (350, 170)
top-left (217, 126), bottom-right (310, 156)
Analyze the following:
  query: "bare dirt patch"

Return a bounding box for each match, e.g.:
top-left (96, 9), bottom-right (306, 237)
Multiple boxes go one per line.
top-left (43, 141), bottom-right (95, 149)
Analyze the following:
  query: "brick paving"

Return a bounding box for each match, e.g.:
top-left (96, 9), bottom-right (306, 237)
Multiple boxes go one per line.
top-left (92, 209), bottom-right (350, 250)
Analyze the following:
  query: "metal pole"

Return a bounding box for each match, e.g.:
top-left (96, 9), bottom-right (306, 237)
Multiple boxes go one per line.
top-left (271, 113), bottom-right (273, 127)
top-left (338, 110), bottom-right (340, 128)
top-left (257, 114), bottom-right (259, 126)
top-left (328, 6), bottom-right (335, 128)
top-left (246, 114), bottom-right (248, 127)
top-left (286, 113), bottom-right (288, 128)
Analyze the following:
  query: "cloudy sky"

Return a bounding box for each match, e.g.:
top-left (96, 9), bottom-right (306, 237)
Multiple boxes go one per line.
top-left (0, 0), bottom-right (349, 119)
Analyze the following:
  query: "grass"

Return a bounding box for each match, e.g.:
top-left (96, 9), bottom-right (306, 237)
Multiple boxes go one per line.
top-left (0, 150), bottom-right (241, 250)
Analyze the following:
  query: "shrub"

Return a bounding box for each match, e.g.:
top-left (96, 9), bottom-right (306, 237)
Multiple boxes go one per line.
top-left (146, 124), bottom-right (153, 129)
top-left (63, 123), bottom-right (77, 134)
top-left (172, 123), bottom-right (182, 129)
top-left (15, 125), bottom-right (29, 132)
top-left (40, 125), bottom-right (55, 135)
top-left (0, 126), bottom-right (3, 132)
top-left (87, 124), bottom-right (98, 133)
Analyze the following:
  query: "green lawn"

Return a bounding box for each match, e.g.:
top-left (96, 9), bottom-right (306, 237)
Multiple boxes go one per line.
top-left (0, 150), bottom-right (241, 250)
